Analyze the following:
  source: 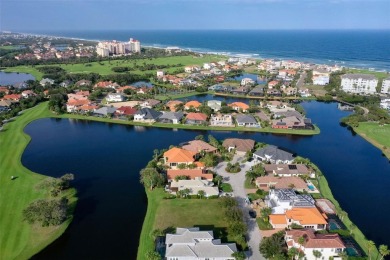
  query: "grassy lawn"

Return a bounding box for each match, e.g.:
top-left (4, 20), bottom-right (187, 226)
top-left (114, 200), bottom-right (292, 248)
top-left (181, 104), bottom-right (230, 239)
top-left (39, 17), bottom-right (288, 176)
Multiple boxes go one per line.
top-left (244, 178), bottom-right (257, 189)
top-left (137, 189), bottom-right (231, 260)
top-left (0, 45), bottom-right (18, 50)
top-left (352, 122), bottom-right (390, 159)
top-left (304, 84), bottom-right (328, 97)
top-left (346, 68), bottom-right (388, 80)
top-left (4, 54), bottom-right (225, 80)
top-left (0, 102), bottom-right (77, 260)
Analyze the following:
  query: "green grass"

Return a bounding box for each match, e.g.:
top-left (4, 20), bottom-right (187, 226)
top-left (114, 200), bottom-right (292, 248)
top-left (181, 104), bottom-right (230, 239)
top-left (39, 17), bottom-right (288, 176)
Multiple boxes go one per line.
top-left (352, 122), bottom-right (390, 159)
top-left (4, 55), bottom-right (225, 80)
top-left (137, 189), bottom-right (230, 260)
top-left (0, 45), bottom-right (18, 50)
top-left (0, 102), bottom-right (77, 260)
top-left (244, 178), bottom-right (257, 189)
top-left (317, 173), bottom-right (379, 258)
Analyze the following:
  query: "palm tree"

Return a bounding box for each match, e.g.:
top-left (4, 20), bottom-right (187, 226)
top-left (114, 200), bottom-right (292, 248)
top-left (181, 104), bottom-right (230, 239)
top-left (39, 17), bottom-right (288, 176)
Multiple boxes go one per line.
top-left (287, 247), bottom-right (298, 260)
top-left (214, 175), bottom-right (223, 187)
top-left (182, 188), bottom-right (191, 198)
top-left (261, 207), bottom-right (272, 222)
top-left (313, 250), bottom-right (322, 260)
top-left (246, 170), bottom-right (258, 184)
top-left (379, 245), bottom-right (390, 260)
top-left (338, 250), bottom-right (348, 260)
top-left (197, 190), bottom-right (205, 199)
top-left (367, 240), bottom-right (376, 260)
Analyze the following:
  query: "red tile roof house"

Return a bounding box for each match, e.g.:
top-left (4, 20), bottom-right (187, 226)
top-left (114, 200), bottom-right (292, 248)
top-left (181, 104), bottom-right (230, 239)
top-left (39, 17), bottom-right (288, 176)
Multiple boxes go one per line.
top-left (255, 176), bottom-right (308, 192)
top-left (163, 147), bottom-right (196, 169)
top-left (93, 81), bottom-right (120, 89)
top-left (0, 87), bottom-right (10, 94)
top-left (166, 169), bottom-right (213, 182)
top-left (222, 138), bottom-right (255, 156)
top-left (181, 140), bottom-right (218, 157)
top-left (185, 112), bottom-right (208, 125)
top-left (2, 94), bottom-right (22, 102)
top-left (184, 100), bottom-right (202, 111)
top-left (228, 102), bottom-right (249, 112)
top-left (285, 229), bottom-right (346, 260)
top-left (115, 106), bottom-right (137, 119)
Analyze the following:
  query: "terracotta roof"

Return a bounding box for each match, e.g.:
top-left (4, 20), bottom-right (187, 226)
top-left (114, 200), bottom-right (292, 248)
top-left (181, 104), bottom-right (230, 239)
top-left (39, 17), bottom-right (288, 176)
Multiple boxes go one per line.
top-left (286, 229), bottom-right (345, 249)
top-left (181, 140), bottom-right (217, 154)
top-left (228, 102), bottom-right (249, 110)
top-left (285, 207), bottom-right (328, 225)
top-left (166, 100), bottom-right (183, 112)
top-left (222, 138), bottom-right (255, 152)
top-left (116, 106), bottom-right (137, 115)
top-left (164, 147), bottom-right (196, 163)
top-left (269, 214), bottom-right (287, 225)
top-left (255, 176), bottom-right (307, 190)
top-left (3, 94), bottom-right (21, 100)
top-left (264, 164), bottom-right (309, 175)
top-left (186, 112), bottom-right (208, 121)
top-left (167, 169), bottom-right (213, 181)
top-left (185, 100), bottom-right (202, 108)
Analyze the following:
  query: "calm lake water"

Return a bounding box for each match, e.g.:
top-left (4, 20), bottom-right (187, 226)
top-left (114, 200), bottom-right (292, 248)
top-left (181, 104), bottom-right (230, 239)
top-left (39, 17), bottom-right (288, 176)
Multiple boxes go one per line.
top-left (22, 101), bottom-right (390, 259)
top-left (0, 71), bottom-right (35, 85)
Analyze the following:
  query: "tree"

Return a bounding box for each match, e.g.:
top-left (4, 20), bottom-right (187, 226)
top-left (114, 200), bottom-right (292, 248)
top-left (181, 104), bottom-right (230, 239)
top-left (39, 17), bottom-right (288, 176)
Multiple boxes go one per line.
top-left (260, 207), bottom-right (272, 222)
top-left (214, 175), bottom-right (223, 186)
top-left (145, 250), bottom-right (161, 260)
top-left (182, 188), bottom-right (191, 198)
top-left (367, 240), bottom-right (376, 260)
top-left (200, 153), bottom-right (218, 167)
top-left (195, 134), bottom-right (204, 141)
top-left (379, 245), bottom-right (390, 260)
top-left (23, 197), bottom-right (69, 227)
top-left (288, 183), bottom-right (296, 189)
top-left (139, 168), bottom-right (165, 190)
top-left (246, 170), bottom-right (259, 184)
top-left (197, 190), bottom-right (206, 199)
top-left (313, 250), bottom-right (322, 260)
top-left (151, 229), bottom-right (164, 240)
top-left (288, 247), bottom-right (298, 260)
top-left (153, 149), bottom-right (159, 160)
top-left (338, 250), bottom-right (348, 260)
top-left (259, 231), bottom-right (285, 259)
top-left (298, 236), bottom-right (305, 251)
top-left (231, 251), bottom-right (246, 260)
top-left (208, 134), bottom-right (220, 148)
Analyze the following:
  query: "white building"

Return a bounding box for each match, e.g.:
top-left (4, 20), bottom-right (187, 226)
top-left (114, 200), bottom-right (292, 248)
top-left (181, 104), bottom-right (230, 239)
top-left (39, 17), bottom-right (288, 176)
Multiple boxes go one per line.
top-left (165, 227), bottom-right (237, 260)
top-left (266, 189), bottom-right (315, 214)
top-left (341, 74), bottom-right (378, 94)
top-left (312, 69), bottom-right (330, 85)
top-left (129, 38), bottom-right (141, 53)
top-left (285, 229), bottom-right (346, 260)
top-left (170, 178), bottom-right (219, 197)
top-left (241, 78), bottom-right (255, 86)
top-left (96, 38), bottom-right (141, 56)
top-left (156, 70), bottom-right (164, 78)
top-left (381, 77), bottom-right (390, 94)
top-left (106, 93), bottom-right (125, 102)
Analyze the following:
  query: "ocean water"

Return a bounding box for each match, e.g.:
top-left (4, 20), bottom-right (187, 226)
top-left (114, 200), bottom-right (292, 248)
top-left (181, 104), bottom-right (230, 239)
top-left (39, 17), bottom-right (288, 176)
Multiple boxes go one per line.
top-left (28, 30), bottom-right (390, 71)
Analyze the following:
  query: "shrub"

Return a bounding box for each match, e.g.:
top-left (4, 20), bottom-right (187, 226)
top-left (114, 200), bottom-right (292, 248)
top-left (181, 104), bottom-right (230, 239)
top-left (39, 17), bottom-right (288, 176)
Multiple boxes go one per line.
top-left (23, 197), bottom-right (69, 227)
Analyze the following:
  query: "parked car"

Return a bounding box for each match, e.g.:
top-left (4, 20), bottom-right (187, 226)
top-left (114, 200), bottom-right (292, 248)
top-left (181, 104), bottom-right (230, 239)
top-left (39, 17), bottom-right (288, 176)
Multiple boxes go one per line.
top-left (249, 210), bottom-right (257, 218)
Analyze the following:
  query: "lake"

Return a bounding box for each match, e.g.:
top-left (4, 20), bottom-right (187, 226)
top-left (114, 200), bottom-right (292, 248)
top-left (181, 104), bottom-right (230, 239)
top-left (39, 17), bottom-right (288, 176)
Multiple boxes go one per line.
top-left (0, 71), bottom-right (35, 85)
top-left (22, 101), bottom-right (390, 259)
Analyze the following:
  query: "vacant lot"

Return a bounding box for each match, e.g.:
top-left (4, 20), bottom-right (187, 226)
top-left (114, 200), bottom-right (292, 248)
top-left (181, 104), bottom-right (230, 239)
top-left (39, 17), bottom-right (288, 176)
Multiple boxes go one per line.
top-left (353, 122), bottom-right (390, 158)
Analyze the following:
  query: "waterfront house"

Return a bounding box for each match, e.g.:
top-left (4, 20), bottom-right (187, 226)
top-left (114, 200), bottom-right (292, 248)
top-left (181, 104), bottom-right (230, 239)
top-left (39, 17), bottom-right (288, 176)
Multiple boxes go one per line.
top-left (228, 102), bottom-right (249, 112)
top-left (0, 86), bottom-right (9, 95)
top-left (268, 80), bottom-right (279, 89)
top-left (207, 100), bottom-right (222, 111)
top-left (282, 87), bottom-right (297, 96)
top-left (3, 94), bottom-right (22, 102)
top-left (264, 164), bottom-right (311, 177)
top-left (163, 147), bottom-right (196, 168)
top-left (241, 77), bottom-right (255, 86)
top-left (169, 178), bottom-right (219, 197)
top-left (267, 89), bottom-right (282, 97)
top-left (248, 86), bottom-right (265, 96)
top-left (185, 100), bottom-right (202, 111)
top-left (165, 227), bottom-right (237, 260)
top-left (269, 207), bottom-right (328, 230)
top-left (115, 106), bottom-right (137, 118)
top-left (312, 69), bottom-right (330, 85)
top-left (181, 140), bottom-right (218, 155)
top-left (167, 169), bottom-right (213, 182)
top-left (272, 116), bottom-right (306, 129)
top-left (106, 93), bottom-right (125, 102)
top-left (134, 108), bottom-right (162, 123)
top-left (285, 229), bottom-right (345, 260)
top-left (255, 176), bottom-right (308, 191)
top-left (265, 189), bottom-right (315, 214)
top-left (222, 138), bottom-right (255, 155)
top-left (157, 111), bottom-right (184, 124)
top-left (93, 106), bottom-right (117, 117)
top-left (231, 86), bottom-right (250, 95)
top-left (13, 82), bottom-right (29, 90)
top-left (66, 99), bottom-right (91, 113)
top-left (185, 112), bottom-right (208, 125)
top-left (235, 114), bottom-right (260, 127)
top-left (166, 100), bottom-right (183, 112)
top-left (210, 113), bottom-right (234, 127)
top-left (254, 145), bottom-right (294, 164)
top-left (341, 74), bottom-right (378, 94)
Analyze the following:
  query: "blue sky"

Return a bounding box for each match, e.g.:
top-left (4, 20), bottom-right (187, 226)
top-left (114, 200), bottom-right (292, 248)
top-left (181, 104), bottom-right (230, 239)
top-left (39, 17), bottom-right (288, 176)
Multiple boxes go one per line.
top-left (1, 0), bottom-right (390, 31)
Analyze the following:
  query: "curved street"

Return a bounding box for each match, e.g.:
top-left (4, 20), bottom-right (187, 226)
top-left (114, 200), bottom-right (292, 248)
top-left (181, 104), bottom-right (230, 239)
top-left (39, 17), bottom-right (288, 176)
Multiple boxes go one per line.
top-left (214, 155), bottom-right (266, 260)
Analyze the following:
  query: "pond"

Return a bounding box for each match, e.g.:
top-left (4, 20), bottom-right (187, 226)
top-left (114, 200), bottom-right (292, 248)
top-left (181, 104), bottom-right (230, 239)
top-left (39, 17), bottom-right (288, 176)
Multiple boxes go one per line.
top-left (229, 73), bottom-right (267, 84)
top-left (22, 101), bottom-right (390, 259)
top-left (0, 71), bottom-right (35, 85)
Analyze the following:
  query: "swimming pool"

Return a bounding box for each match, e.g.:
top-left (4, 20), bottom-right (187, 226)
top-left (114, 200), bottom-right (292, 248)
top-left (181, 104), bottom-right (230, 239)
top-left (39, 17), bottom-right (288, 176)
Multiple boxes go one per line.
top-left (307, 184), bottom-right (315, 191)
top-left (328, 219), bottom-right (341, 230)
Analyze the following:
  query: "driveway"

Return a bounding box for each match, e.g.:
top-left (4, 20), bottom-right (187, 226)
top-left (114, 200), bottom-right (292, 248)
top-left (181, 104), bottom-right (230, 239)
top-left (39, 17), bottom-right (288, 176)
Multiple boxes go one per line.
top-left (214, 155), bottom-right (265, 260)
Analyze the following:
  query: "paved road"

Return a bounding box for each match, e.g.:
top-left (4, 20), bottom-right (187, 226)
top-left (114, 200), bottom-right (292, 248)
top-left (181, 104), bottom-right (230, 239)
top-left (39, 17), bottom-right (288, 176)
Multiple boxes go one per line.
top-left (296, 71), bottom-right (307, 90)
top-left (214, 155), bottom-right (266, 260)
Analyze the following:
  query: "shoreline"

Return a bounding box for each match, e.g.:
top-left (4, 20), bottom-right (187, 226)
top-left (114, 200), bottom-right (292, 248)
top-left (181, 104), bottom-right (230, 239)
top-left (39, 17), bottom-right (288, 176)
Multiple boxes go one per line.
top-left (4, 31), bottom-right (389, 72)
top-left (0, 102), bottom-right (77, 260)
